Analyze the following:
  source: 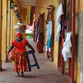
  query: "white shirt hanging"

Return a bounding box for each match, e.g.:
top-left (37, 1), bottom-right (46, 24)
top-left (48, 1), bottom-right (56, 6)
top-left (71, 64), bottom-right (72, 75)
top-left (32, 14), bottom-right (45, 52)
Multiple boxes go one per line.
top-left (47, 21), bottom-right (52, 38)
top-left (55, 3), bottom-right (63, 42)
top-left (62, 32), bottom-right (72, 62)
top-left (55, 24), bottom-right (61, 41)
top-left (56, 4), bottom-right (63, 25)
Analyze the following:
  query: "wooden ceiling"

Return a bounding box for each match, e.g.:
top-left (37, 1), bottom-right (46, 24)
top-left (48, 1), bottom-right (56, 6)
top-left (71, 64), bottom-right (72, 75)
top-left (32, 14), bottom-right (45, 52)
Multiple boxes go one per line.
top-left (18, 0), bottom-right (38, 9)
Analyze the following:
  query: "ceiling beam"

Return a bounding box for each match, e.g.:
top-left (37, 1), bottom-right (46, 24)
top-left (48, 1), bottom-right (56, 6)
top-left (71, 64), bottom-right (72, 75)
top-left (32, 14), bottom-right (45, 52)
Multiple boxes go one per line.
top-left (20, 3), bottom-right (36, 7)
top-left (20, 2), bottom-right (37, 5)
top-left (18, 0), bottom-right (37, 9)
top-left (19, 0), bottom-right (37, 3)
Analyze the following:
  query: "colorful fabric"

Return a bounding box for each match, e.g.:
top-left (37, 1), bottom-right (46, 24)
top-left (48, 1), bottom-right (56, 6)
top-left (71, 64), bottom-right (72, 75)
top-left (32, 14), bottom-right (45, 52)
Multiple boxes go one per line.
top-left (14, 52), bottom-right (28, 72)
top-left (31, 7), bottom-right (35, 25)
top-left (11, 38), bottom-right (28, 53)
top-left (37, 25), bottom-right (39, 36)
top-left (47, 21), bottom-right (52, 38)
top-left (30, 6), bottom-right (34, 25)
top-left (17, 33), bottom-right (23, 39)
top-left (47, 35), bottom-right (52, 48)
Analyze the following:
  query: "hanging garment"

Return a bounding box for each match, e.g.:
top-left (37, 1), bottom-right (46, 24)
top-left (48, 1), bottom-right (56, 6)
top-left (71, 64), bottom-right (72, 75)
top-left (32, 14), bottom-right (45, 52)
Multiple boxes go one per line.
top-left (37, 25), bottom-right (39, 36)
top-left (56, 4), bottom-right (63, 25)
top-left (45, 21), bottom-right (52, 52)
top-left (62, 32), bottom-right (72, 62)
top-left (55, 24), bottom-right (61, 41)
top-left (47, 21), bottom-right (52, 38)
top-left (45, 24), bottom-right (49, 45)
top-left (45, 46), bottom-right (51, 52)
top-left (47, 35), bottom-right (52, 48)
top-left (55, 3), bottom-right (63, 42)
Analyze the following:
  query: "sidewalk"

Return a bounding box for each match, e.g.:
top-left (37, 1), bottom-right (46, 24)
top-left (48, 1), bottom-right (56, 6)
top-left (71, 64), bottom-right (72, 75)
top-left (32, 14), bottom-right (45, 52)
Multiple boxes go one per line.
top-left (0, 39), bottom-right (69, 83)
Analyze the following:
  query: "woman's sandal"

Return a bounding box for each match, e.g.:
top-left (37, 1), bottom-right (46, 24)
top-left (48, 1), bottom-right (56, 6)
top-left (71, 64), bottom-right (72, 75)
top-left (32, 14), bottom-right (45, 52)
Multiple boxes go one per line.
top-left (16, 72), bottom-right (20, 77)
top-left (21, 72), bottom-right (24, 77)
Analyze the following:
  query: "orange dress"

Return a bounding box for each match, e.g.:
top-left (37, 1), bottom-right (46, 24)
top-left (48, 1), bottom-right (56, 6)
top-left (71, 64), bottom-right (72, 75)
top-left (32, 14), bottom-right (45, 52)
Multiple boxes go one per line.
top-left (11, 38), bottom-right (28, 72)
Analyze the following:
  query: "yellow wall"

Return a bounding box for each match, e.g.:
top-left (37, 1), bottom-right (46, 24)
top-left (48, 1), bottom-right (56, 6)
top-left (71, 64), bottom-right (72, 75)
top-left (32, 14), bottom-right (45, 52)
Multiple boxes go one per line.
top-left (74, 57), bottom-right (80, 83)
top-left (80, 0), bottom-right (83, 12)
top-left (13, 10), bottom-right (18, 40)
top-left (53, 0), bottom-right (59, 66)
top-left (10, 9), bottom-right (13, 46)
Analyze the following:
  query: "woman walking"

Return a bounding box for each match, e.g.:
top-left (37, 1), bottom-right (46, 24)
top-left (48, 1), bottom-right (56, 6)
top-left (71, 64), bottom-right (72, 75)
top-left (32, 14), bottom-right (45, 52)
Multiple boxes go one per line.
top-left (8, 25), bottom-right (35, 77)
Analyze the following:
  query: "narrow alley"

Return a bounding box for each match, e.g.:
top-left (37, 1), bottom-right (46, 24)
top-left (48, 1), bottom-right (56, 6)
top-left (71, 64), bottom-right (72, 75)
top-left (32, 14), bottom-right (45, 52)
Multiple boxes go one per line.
top-left (0, 39), bottom-right (69, 83)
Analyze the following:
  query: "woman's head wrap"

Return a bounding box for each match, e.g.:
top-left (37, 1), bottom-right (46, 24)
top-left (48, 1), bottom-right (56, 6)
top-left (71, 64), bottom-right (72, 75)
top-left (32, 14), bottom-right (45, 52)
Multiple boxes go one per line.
top-left (17, 33), bottom-right (23, 39)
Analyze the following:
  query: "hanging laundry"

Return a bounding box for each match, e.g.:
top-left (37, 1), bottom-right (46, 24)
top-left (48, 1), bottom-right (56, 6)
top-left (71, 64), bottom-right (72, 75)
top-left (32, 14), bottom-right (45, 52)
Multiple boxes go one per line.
top-left (56, 4), bottom-right (63, 25)
top-left (45, 21), bottom-right (52, 52)
top-left (37, 25), bottom-right (39, 42)
top-left (30, 6), bottom-right (34, 25)
top-left (47, 35), bottom-right (52, 52)
top-left (47, 35), bottom-right (52, 48)
top-left (62, 32), bottom-right (72, 62)
top-left (55, 3), bottom-right (64, 42)
top-left (47, 21), bottom-right (52, 38)
top-left (55, 24), bottom-right (61, 41)
top-left (31, 7), bottom-right (35, 25)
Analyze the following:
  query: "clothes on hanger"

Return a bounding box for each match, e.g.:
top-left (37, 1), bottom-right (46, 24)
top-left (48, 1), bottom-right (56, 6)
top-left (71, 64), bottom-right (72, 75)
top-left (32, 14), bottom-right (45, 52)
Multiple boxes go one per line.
top-left (47, 35), bottom-right (52, 48)
top-left (56, 4), bottom-right (63, 25)
top-left (47, 21), bottom-right (52, 38)
top-left (55, 3), bottom-right (64, 41)
top-left (55, 24), bottom-right (61, 41)
top-left (62, 32), bottom-right (72, 62)
top-left (45, 20), bottom-right (52, 52)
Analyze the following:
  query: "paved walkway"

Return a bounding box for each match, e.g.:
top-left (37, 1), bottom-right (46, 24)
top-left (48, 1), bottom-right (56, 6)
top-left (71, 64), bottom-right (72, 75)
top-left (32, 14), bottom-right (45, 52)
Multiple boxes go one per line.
top-left (0, 39), bottom-right (69, 83)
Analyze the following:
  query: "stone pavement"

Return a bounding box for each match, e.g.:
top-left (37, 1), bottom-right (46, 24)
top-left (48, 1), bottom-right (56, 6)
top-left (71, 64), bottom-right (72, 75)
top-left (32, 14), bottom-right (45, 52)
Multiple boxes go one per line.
top-left (0, 39), bottom-right (69, 83)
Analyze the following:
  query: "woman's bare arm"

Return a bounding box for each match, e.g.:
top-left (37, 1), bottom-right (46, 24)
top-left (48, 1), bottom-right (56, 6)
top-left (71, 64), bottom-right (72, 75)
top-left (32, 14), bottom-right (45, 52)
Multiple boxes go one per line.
top-left (8, 45), bottom-right (14, 54)
top-left (26, 43), bottom-right (35, 53)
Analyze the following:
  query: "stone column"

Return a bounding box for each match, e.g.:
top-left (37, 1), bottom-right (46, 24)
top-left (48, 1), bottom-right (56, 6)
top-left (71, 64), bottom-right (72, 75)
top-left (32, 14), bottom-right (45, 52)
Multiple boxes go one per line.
top-left (7, 0), bottom-right (11, 49)
top-left (1, 0), bottom-right (8, 62)
top-left (6, 0), bottom-right (11, 61)
top-left (10, 9), bottom-right (13, 46)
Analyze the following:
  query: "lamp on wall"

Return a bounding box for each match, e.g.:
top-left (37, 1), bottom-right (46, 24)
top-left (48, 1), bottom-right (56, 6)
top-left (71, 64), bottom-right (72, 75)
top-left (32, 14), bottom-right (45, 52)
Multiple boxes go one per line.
top-left (10, 0), bottom-right (14, 9)
top-left (14, 4), bottom-right (18, 12)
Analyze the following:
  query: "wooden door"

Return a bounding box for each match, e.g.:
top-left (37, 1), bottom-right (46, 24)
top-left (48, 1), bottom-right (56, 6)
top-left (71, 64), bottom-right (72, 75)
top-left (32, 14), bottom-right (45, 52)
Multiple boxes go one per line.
top-left (37, 13), bottom-right (44, 53)
top-left (57, 0), bottom-right (66, 74)
top-left (50, 5), bottom-right (55, 62)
